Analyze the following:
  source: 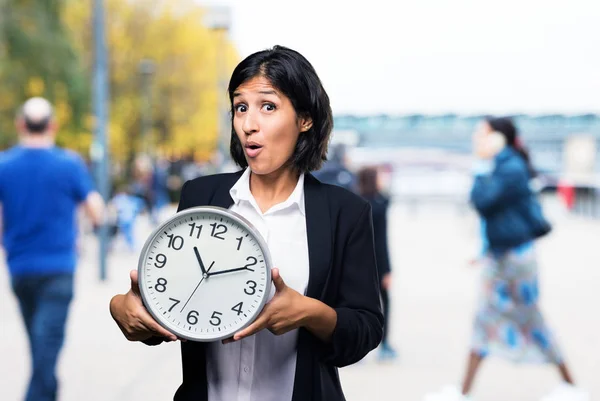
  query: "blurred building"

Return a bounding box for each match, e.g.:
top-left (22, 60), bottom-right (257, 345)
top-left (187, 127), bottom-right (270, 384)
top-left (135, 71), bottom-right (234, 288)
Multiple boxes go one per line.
top-left (333, 114), bottom-right (600, 215)
top-left (334, 114), bottom-right (600, 175)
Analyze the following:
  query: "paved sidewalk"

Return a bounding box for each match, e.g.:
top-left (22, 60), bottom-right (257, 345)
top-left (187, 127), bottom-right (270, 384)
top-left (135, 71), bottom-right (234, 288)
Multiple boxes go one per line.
top-left (1, 202), bottom-right (598, 401)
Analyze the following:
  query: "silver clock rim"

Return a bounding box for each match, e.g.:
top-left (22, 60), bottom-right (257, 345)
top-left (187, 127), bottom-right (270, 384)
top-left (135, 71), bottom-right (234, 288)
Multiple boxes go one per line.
top-left (137, 205), bottom-right (274, 342)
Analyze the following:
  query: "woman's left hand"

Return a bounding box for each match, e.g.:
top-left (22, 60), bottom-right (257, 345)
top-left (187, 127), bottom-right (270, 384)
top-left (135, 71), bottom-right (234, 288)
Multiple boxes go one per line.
top-left (230, 268), bottom-right (310, 341)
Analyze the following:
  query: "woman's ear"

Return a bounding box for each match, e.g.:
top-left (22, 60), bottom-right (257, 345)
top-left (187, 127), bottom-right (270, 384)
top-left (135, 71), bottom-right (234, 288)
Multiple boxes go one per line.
top-left (299, 116), bottom-right (313, 133)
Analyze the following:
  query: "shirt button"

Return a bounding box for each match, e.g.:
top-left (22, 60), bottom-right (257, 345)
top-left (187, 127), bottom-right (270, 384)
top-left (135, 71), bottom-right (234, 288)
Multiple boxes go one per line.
top-left (244, 366), bottom-right (249, 373)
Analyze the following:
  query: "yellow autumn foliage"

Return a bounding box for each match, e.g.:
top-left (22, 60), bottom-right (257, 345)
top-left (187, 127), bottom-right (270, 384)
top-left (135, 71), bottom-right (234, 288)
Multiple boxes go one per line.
top-left (62, 0), bottom-right (238, 163)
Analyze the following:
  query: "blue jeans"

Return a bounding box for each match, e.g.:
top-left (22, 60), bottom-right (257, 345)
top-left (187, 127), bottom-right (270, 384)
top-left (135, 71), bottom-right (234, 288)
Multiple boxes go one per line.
top-left (11, 273), bottom-right (74, 401)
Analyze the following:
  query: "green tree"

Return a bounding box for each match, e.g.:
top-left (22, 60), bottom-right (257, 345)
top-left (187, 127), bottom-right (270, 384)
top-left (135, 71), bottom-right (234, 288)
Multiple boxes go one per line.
top-left (0, 0), bottom-right (89, 150)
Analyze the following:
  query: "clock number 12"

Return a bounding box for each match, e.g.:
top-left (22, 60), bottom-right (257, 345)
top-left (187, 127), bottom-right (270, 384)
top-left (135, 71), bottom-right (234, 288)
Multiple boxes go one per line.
top-left (210, 223), bottom-right (227, 240)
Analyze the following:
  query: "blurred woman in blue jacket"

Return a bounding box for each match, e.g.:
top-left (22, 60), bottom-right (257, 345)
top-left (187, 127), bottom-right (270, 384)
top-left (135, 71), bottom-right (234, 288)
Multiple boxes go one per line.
top-left (424, 117), bottom-right (587, 401)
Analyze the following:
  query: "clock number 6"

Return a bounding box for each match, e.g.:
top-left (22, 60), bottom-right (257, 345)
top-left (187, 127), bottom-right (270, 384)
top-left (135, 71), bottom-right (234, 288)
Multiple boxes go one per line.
top-left (244, 280), bottom-right (257, 295)
top-left (209, 311), bottom-right (222, 326)
top-left (187, 310), bottom-right (199, 325)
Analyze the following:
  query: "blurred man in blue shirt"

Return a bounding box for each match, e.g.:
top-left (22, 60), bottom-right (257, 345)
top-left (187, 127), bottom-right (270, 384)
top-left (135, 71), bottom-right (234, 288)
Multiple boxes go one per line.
top-left (0, 97), bottom-right (104, 401)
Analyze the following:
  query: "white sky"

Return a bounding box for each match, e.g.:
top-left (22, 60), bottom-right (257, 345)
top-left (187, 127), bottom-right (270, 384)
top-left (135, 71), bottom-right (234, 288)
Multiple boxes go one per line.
top-left (208, 0), bottom-right (600, 115)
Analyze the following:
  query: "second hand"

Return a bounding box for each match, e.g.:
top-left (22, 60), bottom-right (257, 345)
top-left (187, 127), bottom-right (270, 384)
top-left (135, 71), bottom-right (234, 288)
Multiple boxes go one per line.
top-left (180, 261), bottom-right (215, 313)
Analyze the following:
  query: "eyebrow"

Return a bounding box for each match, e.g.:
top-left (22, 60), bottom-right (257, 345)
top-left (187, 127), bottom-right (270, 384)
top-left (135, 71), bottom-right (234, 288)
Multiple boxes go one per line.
top-left (233, 90), bottom-right (280, 98)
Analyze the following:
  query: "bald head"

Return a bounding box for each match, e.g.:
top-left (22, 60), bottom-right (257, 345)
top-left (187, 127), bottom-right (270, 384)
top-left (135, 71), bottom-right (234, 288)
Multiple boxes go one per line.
top-left (18, 97), bottom-right (55, 135)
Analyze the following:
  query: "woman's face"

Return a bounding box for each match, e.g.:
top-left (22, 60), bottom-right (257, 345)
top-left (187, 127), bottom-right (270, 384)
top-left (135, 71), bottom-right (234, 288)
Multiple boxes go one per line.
top-left (474, 121), bottom-right (493, 137)
top-left (472, 120), bottom-right (492, 150)
top-left (232, 75), bottom-right (311, 176)
top-left (473, 120), bottom-right (506, 159)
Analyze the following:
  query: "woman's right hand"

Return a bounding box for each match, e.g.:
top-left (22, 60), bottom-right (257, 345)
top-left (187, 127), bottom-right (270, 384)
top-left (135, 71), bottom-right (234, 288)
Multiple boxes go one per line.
top-left (109, 269), bottom-right (178, 342)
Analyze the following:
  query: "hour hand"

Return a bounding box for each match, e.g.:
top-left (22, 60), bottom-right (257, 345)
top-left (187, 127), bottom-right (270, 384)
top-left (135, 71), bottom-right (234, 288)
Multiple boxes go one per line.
top-left (193, 246), bottom-right (207, 275)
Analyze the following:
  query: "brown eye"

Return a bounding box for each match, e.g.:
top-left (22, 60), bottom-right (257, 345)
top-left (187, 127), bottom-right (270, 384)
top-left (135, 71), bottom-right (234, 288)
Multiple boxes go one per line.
top-left (234, 104), bottom-right (247, 113)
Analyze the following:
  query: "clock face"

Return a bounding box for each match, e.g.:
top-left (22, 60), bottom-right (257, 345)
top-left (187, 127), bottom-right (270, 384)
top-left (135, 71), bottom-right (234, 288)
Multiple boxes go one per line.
top-left (138, 206), bottom-right (272, 342)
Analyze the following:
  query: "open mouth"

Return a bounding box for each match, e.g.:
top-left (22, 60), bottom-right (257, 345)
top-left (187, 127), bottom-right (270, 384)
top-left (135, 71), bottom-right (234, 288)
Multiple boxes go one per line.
top-left (245, 143), bottom-right (263, 157)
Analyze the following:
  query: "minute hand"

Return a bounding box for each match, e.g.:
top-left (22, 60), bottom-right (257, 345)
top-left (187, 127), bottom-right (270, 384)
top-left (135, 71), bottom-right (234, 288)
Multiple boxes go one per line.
top-left (209, 266), bottom-right (254, 276)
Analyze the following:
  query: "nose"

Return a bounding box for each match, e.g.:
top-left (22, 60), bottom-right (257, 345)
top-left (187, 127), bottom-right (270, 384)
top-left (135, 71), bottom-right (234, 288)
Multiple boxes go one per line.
top-left (242, 110), bottom-right (259, 135)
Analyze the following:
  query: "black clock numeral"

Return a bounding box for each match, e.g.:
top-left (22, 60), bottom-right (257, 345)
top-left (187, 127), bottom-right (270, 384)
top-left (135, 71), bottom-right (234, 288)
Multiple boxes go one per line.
top-left (166, 233), bottom-right (184, 250)
top-left (244, 280), bottom-right (257, 295)
top-left (154, 253), bottom-right (167, 268)
top-left (236, 236), bottom-right (243, 250)
top-left (209, 311), bottom-right (222, 326)
top-left (231, 302), bottom-right (244, 316)
top-left (188, 223), bottom-right (203, 239)
top-left (243, 256), bottom-right (257, 271)
top-left (187, 310), bottom-right (199, 325)
top-left (155, 277), bottom-right (167, 293)
top-left (209, 223), bottom-right (227, 240)
top-left (168, 298), bottom-right (180, 312)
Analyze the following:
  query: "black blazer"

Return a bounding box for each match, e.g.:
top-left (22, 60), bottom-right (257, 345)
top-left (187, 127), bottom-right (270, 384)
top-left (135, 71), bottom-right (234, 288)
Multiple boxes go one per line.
top-left (151, 170), bottom-right (383, 401)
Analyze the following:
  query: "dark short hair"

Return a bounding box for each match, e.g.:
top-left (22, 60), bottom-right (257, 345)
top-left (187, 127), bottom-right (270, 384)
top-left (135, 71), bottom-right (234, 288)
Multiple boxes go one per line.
top-left (485, 116), bottom-right (517, 147)
top-left (228, 45), bottom-right (333, 173)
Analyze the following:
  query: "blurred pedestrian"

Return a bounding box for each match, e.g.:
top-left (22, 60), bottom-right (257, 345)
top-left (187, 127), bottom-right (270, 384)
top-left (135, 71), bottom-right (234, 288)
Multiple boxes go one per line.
top-left (109, 183), bottom-right (144, 252)
top-left (0, 97), bottom-right (104, 401)
top-left (313, 143), bottom-right (357, 192)
top-left (150, 156), bottom-right (170, 224)
top-left (358, 166), bottom-right (397, 361)
top-left (130, 154), bottom-right (154, 219)
top-left (180, 152), bottom-right (204, 182)
top-left (424, 117), bottom-right (587, 401)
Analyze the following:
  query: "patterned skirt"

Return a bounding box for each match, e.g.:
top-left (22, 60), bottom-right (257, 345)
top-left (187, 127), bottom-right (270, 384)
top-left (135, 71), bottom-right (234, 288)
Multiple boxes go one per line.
top-left (471, 245), bottom-right (563, 364)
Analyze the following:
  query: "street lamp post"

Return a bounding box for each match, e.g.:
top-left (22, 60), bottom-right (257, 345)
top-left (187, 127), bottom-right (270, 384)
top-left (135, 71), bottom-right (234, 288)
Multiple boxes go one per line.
top-left (203, 6), bottom-right (231, 169)
top-left (92, 0), bottom-right (110, 281)
top-left (139, 59), bottom-right (155, 157)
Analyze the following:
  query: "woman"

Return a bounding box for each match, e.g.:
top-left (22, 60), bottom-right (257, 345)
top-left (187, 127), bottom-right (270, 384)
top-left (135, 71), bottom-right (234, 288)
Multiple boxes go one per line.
top-left (357, 166), bottom-right (397, 361)
top-left (425, 117), bottom-right (586, 401)
top-left (109, 45), bottom-right (383, 401)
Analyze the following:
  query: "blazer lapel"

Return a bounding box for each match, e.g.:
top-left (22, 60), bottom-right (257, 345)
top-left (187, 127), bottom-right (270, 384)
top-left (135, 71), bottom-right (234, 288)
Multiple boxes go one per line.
top-left (303, 173), bottom-right (332, 300)
top-left (209, 170), bottom-right (243, 208)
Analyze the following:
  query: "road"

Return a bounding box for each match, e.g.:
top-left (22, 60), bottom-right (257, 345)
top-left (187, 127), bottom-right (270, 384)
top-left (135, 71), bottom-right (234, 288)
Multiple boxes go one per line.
top-left (1, 200), bottom-right (598, 401)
